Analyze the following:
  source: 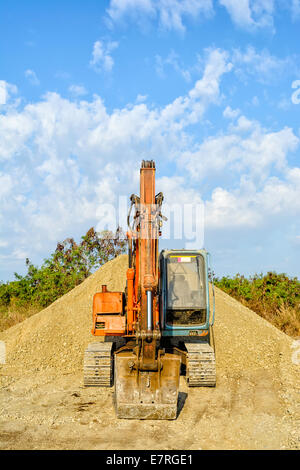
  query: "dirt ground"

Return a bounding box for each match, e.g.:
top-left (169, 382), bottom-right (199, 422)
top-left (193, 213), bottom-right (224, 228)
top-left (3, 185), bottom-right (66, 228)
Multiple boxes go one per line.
top-left (0, 256), bottom-right (299, 450)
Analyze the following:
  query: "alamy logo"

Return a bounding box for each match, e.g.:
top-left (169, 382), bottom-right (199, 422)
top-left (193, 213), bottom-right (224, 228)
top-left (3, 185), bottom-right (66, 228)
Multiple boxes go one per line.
top-left (291, 80), bottom-right (300, 104)
top-left (0, 341), bottom-right (5, 364)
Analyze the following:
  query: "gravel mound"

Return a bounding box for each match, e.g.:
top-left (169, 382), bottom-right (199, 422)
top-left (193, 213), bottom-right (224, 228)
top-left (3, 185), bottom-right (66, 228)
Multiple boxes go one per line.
top-left (1, 254), bottom-right (299, 450)
top-left (0, 255), bottom-right (128, 376)
top-left (0, 254), bottom-right (298, 386)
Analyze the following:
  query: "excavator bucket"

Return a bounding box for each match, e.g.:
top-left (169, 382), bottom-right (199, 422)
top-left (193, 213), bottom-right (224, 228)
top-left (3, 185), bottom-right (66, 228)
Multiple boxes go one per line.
top-left (114, 351), bottom-right (181, 419)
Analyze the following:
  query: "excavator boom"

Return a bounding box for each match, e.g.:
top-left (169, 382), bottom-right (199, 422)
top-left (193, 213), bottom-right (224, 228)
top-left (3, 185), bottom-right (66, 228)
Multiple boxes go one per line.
top-left (114, 160), bottom-right (180, 419)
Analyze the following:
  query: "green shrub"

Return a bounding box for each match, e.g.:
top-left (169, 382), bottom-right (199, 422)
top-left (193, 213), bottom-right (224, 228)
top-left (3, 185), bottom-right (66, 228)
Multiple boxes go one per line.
top-left (214, 272), bottom-right (300, 337)
top-left (0, 227), bottom-right (127, 325)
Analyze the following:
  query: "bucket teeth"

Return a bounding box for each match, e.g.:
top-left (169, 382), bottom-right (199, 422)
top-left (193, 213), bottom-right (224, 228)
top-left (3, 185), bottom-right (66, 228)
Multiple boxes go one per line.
top-left (116, 402), bottom-right (178, 420)
top-left (185, 342), bottom-right (216, 387)
top-left (83, 342), bottom-right (113, 387)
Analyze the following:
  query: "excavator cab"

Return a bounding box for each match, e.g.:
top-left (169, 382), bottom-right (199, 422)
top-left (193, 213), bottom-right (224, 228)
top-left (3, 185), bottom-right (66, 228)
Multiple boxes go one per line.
top-left (160, 250), bottom-right (211, 336)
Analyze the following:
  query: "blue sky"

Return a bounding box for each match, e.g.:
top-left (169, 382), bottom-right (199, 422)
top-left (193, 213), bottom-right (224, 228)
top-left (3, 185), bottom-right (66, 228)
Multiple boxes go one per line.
top-left (0, 0), bottom-right (300, 281)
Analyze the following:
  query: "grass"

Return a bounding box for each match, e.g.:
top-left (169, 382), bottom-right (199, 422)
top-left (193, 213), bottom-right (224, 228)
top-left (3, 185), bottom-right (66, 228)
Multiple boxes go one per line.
top-left (214, 272), bottom-right (300, 338)
top-left (0, 301), bottom-right (41, 332)
top-left (228, 295), bottom-right (300, 337)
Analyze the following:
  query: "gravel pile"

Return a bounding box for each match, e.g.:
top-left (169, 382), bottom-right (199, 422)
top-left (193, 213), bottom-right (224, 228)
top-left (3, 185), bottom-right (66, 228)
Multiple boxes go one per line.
top-left (0, 254), bottom-right (298, 387)
top-left (0, 255), bottom-right (128, 376)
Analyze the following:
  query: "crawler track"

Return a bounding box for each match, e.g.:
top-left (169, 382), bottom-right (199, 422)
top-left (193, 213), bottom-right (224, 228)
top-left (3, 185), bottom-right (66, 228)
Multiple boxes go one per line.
top-left (185, 342), bottom-right (216, 387)
top-left (83, 342), bottom-right (113, 387)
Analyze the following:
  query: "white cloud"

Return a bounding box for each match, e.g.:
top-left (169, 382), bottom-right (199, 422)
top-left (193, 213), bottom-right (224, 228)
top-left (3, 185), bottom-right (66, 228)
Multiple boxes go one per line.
top-left (0, 48), bottom-right (231, 276)
top-left (189, 49), bottom-right (232, 101)
top-left (68, 84), bottom-right (88, 96)
top-left (261, 168), bottom-right (300, 215)
top-left (0, 110), bottom-right (35, 160)
top-left (0, 80), bottom-right (18, 105)
top-left (278, 96), bottom-right (291, 111)
top-left (0, 173), bottom-right (13, 199)
top-left (156, 49), bottom-right (232, 128)
top-left (219, 0), bottom-right (274, 30)
top-left (25, 69), bottom-right (40, 86)
top-left (205, 186), bottom-right (261, 228)
top-left (177, 114), bottom-right (300, 232)
top-left (1, 46), bottom-right (300, 279)
top-left (136, 94), bottom-right (148, 103)
top-left (223, 106), bottom-right (240, 119)
top-left (181, 119), bottom-right (299, 183)
top-left (107, 0), bottom-right (213, 32)
top-left (229, 115), bottom-right (255, 132)
top-left (106, 0), bottom-right (299, 32)
top-left (219, 0), bottom-right (253, 28)
top-left (55, 71), bottom-right (71, 80)
top-left (0, 83), bottom-right (7, 105)
top-left (156, 45), bottom-right (291, 90)
top-left (90, 40), bottom-right (118, 72)
top-left (232, 46), bottom-right (293, 84)
top-left (155, 50), bottom-right (191, 81)
top-left (206, 166), bottom-right (300, 230)
top-left (12, 248), bottom-right (28, 260)
top-left (291, 0), bottom-right (300, 19)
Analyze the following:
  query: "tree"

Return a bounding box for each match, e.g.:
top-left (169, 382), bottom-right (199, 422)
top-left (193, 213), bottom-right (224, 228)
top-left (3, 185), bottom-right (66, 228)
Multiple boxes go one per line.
top-left (0, 227), bottom-right (127, 308)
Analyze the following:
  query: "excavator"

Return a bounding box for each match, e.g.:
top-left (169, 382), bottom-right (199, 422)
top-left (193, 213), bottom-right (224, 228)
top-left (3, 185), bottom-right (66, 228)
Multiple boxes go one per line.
top-left (84, 160), bottom-right (216, 419)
